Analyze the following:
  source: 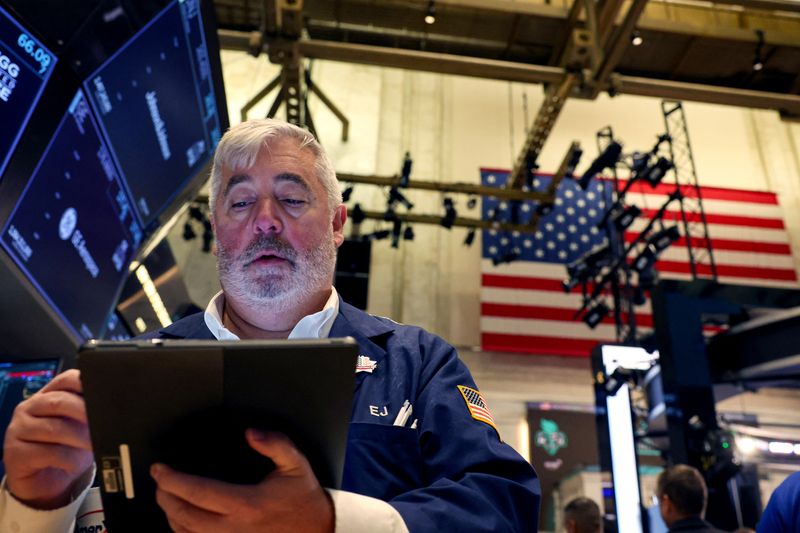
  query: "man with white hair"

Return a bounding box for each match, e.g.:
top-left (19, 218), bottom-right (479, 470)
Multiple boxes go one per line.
top-left (1, 119), bottom-right (541, 532)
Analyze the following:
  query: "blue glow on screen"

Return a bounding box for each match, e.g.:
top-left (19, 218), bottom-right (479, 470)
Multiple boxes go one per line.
top-left (83, 0), bottom-right (221, 228)
top-left (0, 90), bottom-right (142, 341)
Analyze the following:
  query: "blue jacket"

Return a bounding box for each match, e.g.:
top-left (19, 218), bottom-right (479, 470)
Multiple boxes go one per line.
top-left (758, 471), bottom-right (800, 533)
top-left (144, 298), bottom-right (541, 532)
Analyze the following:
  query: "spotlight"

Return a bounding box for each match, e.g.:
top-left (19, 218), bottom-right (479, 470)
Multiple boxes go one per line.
top-left (400, 152), bottom-right (412, 187)
top-left (648, 225), bottom-right (681, 252)
top-left (579, 142), bottom-right (622, 190)
top-left (391, 220), bottom-right (402, 249)
top-left (371, 229), bottom-right (391, 240)
top-left (188, 205), bottom-right (204, 221)
top-left (638, 156), bottom-right (673, 187)
top-left (463, 228), bottom-right (476, 247)
top-left (565, 145), bottom-right (583, 179)
top-left (201, 220), bottom-right (213, 253)
top-left (441, 197), bottom-right (457, 229)
top-left (424, 0), bottom-right (436, 24)
top-left (632, 244), bottom-right (658, 274)
top-left (582, 301), bottom-right (610, 329)
top-left (403, 225), bottom-right (415, 241)
top-left (630, 30), bottom-right (643, 47)
top-left (611, 204), bottom-right (641, 231)
top-left (389, 187), bottom-right (414, 210)
top-left (351, 203), bottom-right (366, 224)
top-left (492, 248), bottom-right (520, 266)
top-left (752, 29), bottom-right (765, 72)
top-left (342, 185), bottom-right (353, 202)
top-left (563, 243), bottom-right (612, 292)
top-left (182, 222), bottom-right (196, 241)
top-left (632, 285), bottom-right (648, 306)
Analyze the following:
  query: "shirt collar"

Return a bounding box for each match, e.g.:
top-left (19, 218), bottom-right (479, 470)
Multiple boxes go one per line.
top-left (203, 287), bottom-right (340, 340)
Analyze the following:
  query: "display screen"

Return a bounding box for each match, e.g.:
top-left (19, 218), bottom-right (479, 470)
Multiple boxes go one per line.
top-left (0, 3), bottom-right (57, 178)
top-left (84, 0), bottom-right (221, 227)
top-left (0, 90), bottom-right (143, 340)
top-left (0, 359), bottom-right (59, 478)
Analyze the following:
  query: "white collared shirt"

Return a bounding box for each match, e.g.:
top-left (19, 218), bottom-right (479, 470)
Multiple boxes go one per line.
top-left (203, 287), bottom-right (340, 341)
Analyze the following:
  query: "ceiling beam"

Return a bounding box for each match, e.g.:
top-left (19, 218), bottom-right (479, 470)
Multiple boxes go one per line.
top-left (218, 32), bottom-right (800, 115)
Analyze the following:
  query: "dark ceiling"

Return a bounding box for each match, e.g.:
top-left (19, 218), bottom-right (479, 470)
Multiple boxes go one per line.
top-left (212, 0), bottom-right (800, 103)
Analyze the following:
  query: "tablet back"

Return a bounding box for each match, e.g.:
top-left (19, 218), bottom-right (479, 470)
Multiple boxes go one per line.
top-left (79, 338), bottom-right (358, 532)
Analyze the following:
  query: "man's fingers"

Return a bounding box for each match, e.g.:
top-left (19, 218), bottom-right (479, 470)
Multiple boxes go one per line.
top-left (155, 486), bottom-right (225, 532)
top-left (24, 390), bottom-right (88, 424)
top-left (39, 369), bottom-right (83, 395)
top-left (245, 430), bottom-right (310, 475)
top-left (151, 463), bottom-right (248, 514)
top-left (15, 417), bottom-right (92, 451)
top-left (5, 441), bottom-right (93, 475)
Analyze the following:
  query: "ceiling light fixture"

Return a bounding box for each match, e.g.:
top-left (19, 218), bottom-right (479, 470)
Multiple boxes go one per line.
top-left (753, 29), bottom-right (765, 71)
top-left (631, 30), bottom-right (643, 47)
top-left (425, 0), bottom-right (436, 24)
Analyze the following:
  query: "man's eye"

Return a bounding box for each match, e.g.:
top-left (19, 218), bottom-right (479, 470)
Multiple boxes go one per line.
top-left (282, 198), bottom-right (306, 206)
top-left (231, 200), bottom-right (250, 209)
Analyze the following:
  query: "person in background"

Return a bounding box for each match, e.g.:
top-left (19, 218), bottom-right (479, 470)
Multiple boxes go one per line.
top-left (757, 470), bottom-right (800, 532)
top-left (564, 496), bottom-right (602, 533)
top-left (0, 118), bottom-right (541, 532)
top-left (656, 465), bottom-right (725, 533)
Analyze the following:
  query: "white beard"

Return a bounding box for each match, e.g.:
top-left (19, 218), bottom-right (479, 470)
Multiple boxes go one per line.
top-left (216, 231), bottom-right (337, 318)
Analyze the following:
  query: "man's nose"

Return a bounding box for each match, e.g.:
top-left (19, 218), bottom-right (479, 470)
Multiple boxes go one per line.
top-left (253, 198), bottom-right (283, 235)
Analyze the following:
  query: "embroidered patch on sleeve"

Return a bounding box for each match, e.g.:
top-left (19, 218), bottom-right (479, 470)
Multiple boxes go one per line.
top-left (457, 385), bottom-right (499, 436)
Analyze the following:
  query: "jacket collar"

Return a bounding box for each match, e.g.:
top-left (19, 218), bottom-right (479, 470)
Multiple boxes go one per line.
top-left (156, 296), bottom-right (396, 342)
top-left (156, 313), bottom-right (216, 340)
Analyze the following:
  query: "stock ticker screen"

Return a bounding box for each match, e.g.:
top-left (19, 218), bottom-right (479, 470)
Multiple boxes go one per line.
top-left (0, 3), bottom-right (57, 178)
top-left (0, 90), bottom-right (143, 340)
top-left (0, 359), bottom-right (58, 477)
top-left (84, 0), bottom-right (222, 227)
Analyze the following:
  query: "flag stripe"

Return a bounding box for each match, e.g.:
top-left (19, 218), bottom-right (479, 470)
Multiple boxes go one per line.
top-left (482, 333), bottom-right (610, 357)
top-left (618, 180), bottom-right (779, 205)
top-left (638, 208), bottom-right (784, 230)
top-left (623, 233), bottom-right (792, 255)
top-left (482, 302), bottom-right (655, 328)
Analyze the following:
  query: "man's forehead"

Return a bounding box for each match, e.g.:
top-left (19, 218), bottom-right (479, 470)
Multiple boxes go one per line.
top-left (223, 140), bottom-right (315, 178)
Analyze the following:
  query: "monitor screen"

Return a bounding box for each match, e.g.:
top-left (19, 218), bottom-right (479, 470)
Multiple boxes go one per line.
top-left (83, 0), bottom-right (222, 228)
top-left (0, 3), bottom-right (57, 178)
top-left (0, 90), bottom-right (143, 340)
top-left (0, 358), bottom-right (59, 478)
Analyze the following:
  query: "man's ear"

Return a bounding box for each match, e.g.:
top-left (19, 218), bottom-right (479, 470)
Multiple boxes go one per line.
top-left (332, 204), bottom-right (347, 247)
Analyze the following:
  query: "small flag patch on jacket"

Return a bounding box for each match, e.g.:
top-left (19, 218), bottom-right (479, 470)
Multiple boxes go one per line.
top-left (356, 355), bottom-right (377, 373)
top-left (457, 385), bottom-right (498, 435)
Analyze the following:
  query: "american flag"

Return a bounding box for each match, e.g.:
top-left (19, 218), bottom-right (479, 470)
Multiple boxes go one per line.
top-left (457, 385), bottom-right (498, 433)
top-left (480, 169), bottom-right (799, 357)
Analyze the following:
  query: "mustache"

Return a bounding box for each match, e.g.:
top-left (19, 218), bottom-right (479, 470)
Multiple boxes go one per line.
top-left (239, 234), bottom-right (297, 265)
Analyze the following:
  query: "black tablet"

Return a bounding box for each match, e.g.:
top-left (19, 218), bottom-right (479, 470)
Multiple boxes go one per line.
top-left (78, 338), bottom-right (358, 533)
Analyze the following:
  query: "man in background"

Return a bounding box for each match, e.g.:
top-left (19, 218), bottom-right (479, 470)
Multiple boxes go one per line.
top-left (757, 470), bottom-right (800, 532)
top-left (657, 465), bottom-right (725, 533)
top-left (564, 496), bottom-right (602, 533)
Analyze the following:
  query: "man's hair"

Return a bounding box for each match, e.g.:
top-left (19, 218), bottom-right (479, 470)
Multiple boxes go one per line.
top-left (564, 497), bottom-right (601, 533)
top-left (208, 119), bottom-right (341, 214)
top-left (657, 464), bottom-right (707, 517)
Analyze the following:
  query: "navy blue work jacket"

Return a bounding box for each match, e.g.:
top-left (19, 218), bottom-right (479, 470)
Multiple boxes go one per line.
top-left (143, 298), bottom-right (541, 532)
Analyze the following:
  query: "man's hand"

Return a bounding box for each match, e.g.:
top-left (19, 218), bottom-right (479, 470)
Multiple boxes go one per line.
top-left (152, 429), bottom-right (334, 533)
top-left (4, 369), bottom-right (94, 509)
